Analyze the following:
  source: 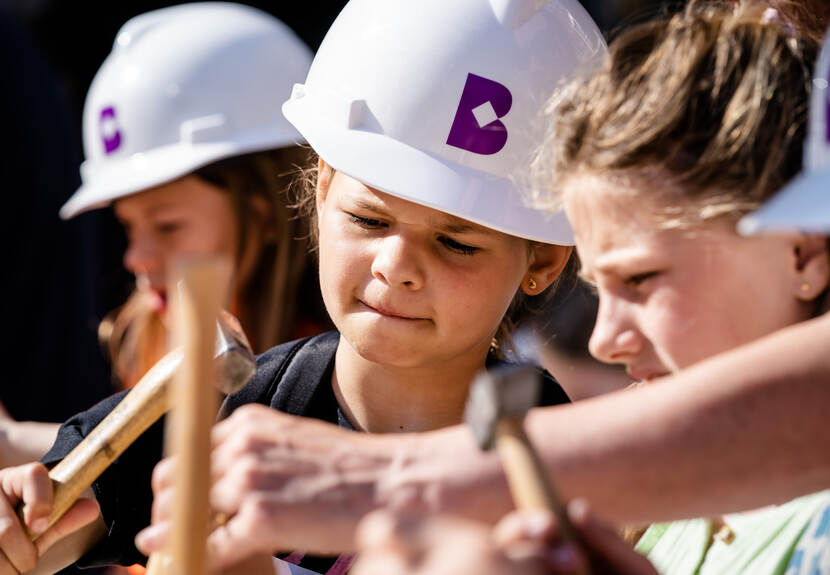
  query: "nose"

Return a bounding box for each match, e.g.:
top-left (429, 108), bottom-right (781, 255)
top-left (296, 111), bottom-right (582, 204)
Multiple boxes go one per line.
top-left (588, 295), bottom-right (642, 365)
top-left (371, 234), bottom-right (425, 290)
top-left (123, 231), bottom-right (162, 277)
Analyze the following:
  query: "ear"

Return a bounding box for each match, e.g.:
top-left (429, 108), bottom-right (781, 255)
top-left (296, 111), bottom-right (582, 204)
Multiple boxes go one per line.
top-left (316, 157), bottom-right (333, 204)
top-left (520, 244), bottom-right (574, 295)
top-left (793, 235), bottom-right (830, 302)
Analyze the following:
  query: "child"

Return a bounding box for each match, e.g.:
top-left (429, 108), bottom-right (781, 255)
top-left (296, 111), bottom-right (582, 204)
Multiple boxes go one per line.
top-left (531, 2), bottom-right (830, 573)
top-left (0, 2), bottom-right (329, 466)
top-left (0, 0), bottom-right (604, 574)
top-left (59, 2), bottom-right (326, 378)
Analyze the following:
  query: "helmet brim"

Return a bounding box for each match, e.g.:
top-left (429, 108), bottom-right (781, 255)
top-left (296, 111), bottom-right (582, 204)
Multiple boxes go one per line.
top-left (61, 130), bottom-right (302, 219)
top-left (283, 93), bottom-right (574, 246)
top-left (738, 169), bottom-right (830, 235)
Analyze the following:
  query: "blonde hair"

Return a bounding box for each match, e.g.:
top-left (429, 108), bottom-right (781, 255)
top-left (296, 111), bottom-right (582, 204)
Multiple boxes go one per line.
top-left (530, 1), bottom-right (818, 226)
top-left (291, 156), bottom-right (577, 359)
top-left (102, 148), bottom-right (318, 386)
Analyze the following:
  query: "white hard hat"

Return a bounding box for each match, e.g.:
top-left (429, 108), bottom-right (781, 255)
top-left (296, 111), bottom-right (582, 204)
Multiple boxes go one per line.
top-left (282, 0), bottom-right (605, 245)
top-left (738, 28), bottom-right (830, 235)
top-left (60, 2), bottom-right (312, 219)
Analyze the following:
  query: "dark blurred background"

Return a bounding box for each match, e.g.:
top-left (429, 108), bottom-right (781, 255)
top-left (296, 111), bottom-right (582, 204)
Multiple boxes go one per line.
top-left (0, 0), bottom-right (667, 423)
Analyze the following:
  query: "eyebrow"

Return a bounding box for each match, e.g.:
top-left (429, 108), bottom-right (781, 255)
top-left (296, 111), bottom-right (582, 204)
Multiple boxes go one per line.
top-left (349, 196), bottom-right (482, 235)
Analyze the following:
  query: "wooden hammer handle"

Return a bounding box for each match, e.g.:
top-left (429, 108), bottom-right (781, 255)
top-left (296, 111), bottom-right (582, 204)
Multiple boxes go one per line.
top-left (25, 349), bottom-right (181, 538)
top-left (495, 418), bottom-right (582, 548)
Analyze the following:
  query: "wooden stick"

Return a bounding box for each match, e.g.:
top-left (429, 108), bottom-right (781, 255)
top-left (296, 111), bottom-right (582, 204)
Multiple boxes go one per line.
top-left (151, 259), bottom-right (228, 575)
top-left (171, 260), bottom-right (227, 575)
top-left (23, 348), bottom-right (182, 538)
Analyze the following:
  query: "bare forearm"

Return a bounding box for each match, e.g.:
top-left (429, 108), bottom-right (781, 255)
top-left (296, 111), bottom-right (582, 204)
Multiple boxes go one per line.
top-left (0, 421), bottom-right (60, 468)
top-left (532, 313), bottom-right (830, 523)
top-left (388, 314), bottom-right (830, 525)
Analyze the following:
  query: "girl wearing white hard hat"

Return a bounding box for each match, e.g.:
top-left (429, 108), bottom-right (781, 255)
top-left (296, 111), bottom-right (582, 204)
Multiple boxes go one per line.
top-left (0, 0), bottom-right (605, 573)
top-left (60, 2), bottom-right (327, 389)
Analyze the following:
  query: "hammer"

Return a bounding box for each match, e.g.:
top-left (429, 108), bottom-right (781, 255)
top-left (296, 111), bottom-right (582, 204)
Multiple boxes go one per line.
top-left (464, 364), bottom-right (586, 566)
top-left (26, 309), bottom-right (256, 539)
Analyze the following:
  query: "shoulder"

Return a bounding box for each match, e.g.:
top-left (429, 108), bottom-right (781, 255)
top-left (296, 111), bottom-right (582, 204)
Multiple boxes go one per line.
top-left (42, 390), bottom-right (130, 466)
top-left (222, 331), bottom-right (340, 415)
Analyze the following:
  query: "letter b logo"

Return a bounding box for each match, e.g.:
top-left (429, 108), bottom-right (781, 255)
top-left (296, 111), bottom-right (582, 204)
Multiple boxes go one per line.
top-left (100, 106), bottom-right (122, 155)
top-left (446, 73), bottom-right (513, 155)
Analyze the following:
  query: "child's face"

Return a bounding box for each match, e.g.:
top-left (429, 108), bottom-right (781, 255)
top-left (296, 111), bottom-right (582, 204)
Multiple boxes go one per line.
top-left (316, 170), bottom-right (547, 368)
top-left (564, 172), bottom-right (827, 382)
top-left (114, 176), bottom-right (242, 313)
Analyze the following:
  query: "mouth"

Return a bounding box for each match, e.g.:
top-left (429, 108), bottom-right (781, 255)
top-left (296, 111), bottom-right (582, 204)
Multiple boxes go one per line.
top-left (135, 274), bottom-right (167, 313)
top-left (143, 286), bottom-right (168, 313)
top-left (359, 300), bottom-right (427, 321)
top-left (626, 367), bottom-right (669, 383)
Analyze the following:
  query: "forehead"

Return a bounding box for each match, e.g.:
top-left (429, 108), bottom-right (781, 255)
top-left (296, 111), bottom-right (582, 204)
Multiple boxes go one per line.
top-left (114, 176), bottom-right (222, 217)
top-left (562, 172), bottom-right (676, 274)
top-left (564, 172), bottom-right (658, 242)
top-left (329, 169), bottom-right (508, 237)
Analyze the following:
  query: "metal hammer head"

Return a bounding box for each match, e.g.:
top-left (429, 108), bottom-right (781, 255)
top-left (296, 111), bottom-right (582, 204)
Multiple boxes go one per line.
top-left (464, 364), bottom-right (542, 450)
top-left (213, 310), bottom-right (256, 394)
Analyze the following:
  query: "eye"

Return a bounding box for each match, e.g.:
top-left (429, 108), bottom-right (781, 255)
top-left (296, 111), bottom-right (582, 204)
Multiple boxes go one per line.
top-left (623, 271), bottom-right (659, 288)
top-left (439, 236), bottom-right (479, 256)
top-left (154, 220), bottom-right (185, 235)
top-left (348, 213), bottom-right (386, 229)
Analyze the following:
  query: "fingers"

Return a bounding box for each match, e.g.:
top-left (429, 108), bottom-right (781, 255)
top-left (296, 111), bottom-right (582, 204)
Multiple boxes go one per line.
top-left (492, 510), bottom-right (557, 548)
top-left (0, 463), bottom-right (55, 573)
top-left (205, 505), bottom-right (274, 570)
top-left (151, 457), bottom-right (176, 494)
top-left (212, 405), bottom-right (276, 447)
top-left (34, 498), bottom-right (101, 556)
top-left (0, 491), bottom-right (38, 573)
top-left (1, 463), bottom-right (53, 534)
top-left (355, 510), bottom-right (426, 565)
top-left (568, 499), bottom-right (658, 575)
top-left (135, 520), bottom-right (169, 556)
top-left (355, 511), bottom-right (548, 575)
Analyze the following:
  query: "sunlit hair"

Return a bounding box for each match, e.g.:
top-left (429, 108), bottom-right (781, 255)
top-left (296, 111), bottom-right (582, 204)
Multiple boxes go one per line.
top-left (770, 0), bottom-right (830, 43)
top-left (529, 1), bottom-right (818, 228)
top-left (101, 148), bottom-right (317, 387)
top-left (291, 155), bottom-right (578, 359)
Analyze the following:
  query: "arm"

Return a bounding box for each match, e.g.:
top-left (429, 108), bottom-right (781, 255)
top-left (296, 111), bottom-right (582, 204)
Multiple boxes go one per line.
top-left (386, 312), bottom-right (830, 526)
top-left (141, 313), bottom-right (830, 562)
top-left (0, 420), bottom-right (60, 468)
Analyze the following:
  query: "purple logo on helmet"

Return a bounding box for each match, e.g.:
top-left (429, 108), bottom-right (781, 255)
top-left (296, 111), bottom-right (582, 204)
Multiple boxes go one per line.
top-left (446, 73), bottom-right (513, 155)
top-left (99, 106), bottom-right (122, 154)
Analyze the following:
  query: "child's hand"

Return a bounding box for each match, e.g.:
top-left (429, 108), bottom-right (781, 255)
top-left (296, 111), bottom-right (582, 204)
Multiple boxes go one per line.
top-left (351, 501), bottom-right (659, 575)
top-left (136, 405), bottom-right (385, 568)
top-left (0, 463), bottom-right (100, 573)
top-left (493, 501), bottom-right (658, 575)
top-left (352, 510), bottom-right (551, 575)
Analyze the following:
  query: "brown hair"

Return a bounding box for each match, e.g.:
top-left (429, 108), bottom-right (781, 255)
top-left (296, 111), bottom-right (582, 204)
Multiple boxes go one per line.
top-left (291, 156), bottom-right (578, 358)
top-left (770, 0), bottom-right (830, 43)
top-left (530, 1), bottom-right (818, 225)
top-left (102, 147), bottom-right (321, 386)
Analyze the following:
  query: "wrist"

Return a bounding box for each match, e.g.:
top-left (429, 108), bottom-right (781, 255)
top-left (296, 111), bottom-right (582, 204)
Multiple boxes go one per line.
top-left (377, 425), bottom-right (510, 523)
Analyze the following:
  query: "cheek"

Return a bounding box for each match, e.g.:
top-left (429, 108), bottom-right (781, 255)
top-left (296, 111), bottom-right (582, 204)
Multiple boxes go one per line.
top-left (316, 214), bottom-right (362, 302)
top-left (436, 258), bottom-right (523, 332)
